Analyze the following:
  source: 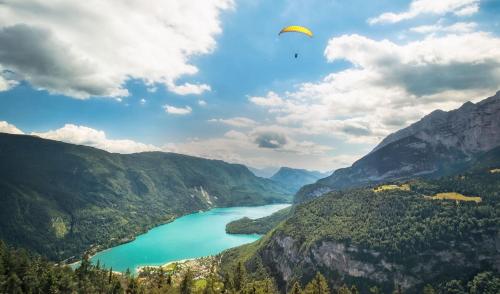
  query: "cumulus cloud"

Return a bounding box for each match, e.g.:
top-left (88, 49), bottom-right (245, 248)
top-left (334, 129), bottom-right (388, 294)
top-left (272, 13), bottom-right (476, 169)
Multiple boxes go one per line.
top-left (0, 120), bottom-right (341, 171)
top-left (31, 124), bottom-right (161, 153)
top-left (250, 31), bottom-right (500, 145)
top-left (369, 0), bottom-right (479, 25)
top-left (164, 129), bottom-right (338, 171)
top-left (1, 121), bottom-right (160, 154)
top-left (0, 0), bottom-right (233, 98)
top-left (198, 100), bottom-right (207, 106)
top-left (254, 131), bottom-right (287, 149)
top-left (410, 22), bottom-right (477, 34)
top-left (167, 82), bottom-right (211, 96)
top-left (163, 104), bottom-right (192, 115)
top-left (0, 71), bottom-right (19, 91)
top-left (209, 117), bottom-right (257, 128)
top-left (249, 92), bottom-right (285, 107)
top-left (0, 121), bottom-right (24, 134)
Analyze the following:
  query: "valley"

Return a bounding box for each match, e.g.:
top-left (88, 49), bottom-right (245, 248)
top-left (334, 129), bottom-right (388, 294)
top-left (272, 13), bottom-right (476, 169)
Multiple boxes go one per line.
top-left (0, 93), bottom-right (499, 293)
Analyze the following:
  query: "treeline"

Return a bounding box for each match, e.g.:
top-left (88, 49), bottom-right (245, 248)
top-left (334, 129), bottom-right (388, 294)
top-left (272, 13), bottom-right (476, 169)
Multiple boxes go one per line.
top-left (277, 170), bottom-right (500, 259)
top-left (0, 240), bottom-right (499, 293)
top-left (0, 240), bottom-right (125, 293)
top-left (226, 207), bottom-right (291, 235)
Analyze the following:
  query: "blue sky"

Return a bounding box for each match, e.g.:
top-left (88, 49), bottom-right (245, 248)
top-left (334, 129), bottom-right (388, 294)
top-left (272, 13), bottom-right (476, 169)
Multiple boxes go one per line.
top-left (0, 0), bottom-right (499, 171)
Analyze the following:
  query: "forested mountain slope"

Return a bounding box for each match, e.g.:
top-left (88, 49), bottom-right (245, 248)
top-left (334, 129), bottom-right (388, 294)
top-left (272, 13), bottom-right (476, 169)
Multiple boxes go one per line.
top-left (0, 133), bottom-right (291, 261)
top-left (222, 147), bottom-right (500, 293)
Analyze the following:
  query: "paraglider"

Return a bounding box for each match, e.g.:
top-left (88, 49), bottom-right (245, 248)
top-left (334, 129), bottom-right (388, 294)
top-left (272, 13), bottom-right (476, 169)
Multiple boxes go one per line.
top-left (279, 26), bottom-right (313, 37)
top-left (278, 26), bottom-right (313, 59)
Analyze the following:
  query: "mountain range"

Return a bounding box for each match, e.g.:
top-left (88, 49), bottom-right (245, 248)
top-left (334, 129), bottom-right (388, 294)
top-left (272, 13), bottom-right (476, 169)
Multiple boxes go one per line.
top-left (223, 148), bottom-right (500, 292)
top-left (296, 91), bottom-right (500, 203)
top-left (221, 91), bottom-right (500, 293)
top-left (270, 167), bottom-right (330, 194)
top-left (0, 133), bottom-right (292, 261)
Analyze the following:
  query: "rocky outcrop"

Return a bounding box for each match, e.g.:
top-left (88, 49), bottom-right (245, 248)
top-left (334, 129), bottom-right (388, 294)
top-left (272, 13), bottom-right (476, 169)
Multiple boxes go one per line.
top-left (374, 91), bottom-right (500, 154)
top-left (296, 91), bottom-right (500, 203)
top-left (258, 232), bottom-right (500, 292)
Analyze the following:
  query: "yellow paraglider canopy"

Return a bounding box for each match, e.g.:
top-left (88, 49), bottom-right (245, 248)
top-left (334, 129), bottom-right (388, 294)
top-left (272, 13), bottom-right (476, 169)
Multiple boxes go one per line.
top-left (279, 26), bottom-right (313, 37)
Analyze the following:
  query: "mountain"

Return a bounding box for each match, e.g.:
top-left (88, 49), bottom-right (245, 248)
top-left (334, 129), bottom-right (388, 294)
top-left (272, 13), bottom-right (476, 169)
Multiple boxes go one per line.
top-left (270, 167), bottom-right (329, 193)
top-left (296, 91), bottom-right (500, 203)
top-left (221, 148), bottom-right (500, 292)
top-left (225, 206), bottom-right (292, 235)
top-left (248, 167), bottom-right (280, 178)
top-left (0, 133), bottom-right (291, 261)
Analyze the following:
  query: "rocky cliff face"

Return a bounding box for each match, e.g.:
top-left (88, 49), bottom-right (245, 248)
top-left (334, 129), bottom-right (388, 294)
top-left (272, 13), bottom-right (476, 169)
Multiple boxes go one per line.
top-left (258, 232), bottom-right (500, 292)
top-left (374, 91), bottom-right (500, 154)
top-left (296, 91), bottom-right (500, 203)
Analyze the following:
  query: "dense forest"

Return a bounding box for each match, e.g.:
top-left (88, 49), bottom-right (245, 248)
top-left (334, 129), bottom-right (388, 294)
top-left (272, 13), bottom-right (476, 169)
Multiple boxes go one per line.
top-left (0, 133), bottom-right (292, 262)
top-left (226, 207), bottom-right (291, 235)
top-left (1, 240), bottom-right (498, 294)
top-left (221, 154), bottom-right (500, 293)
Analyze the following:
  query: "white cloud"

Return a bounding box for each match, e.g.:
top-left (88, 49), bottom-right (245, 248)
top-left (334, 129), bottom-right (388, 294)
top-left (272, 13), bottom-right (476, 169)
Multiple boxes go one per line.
top-left (167, 82), bottom-right (211, 96)
top-left (0, 0), bottom-right (233, 98)
top-left (31, 124), bottom-right (161, 153)
top-left (209, 117), bottom-right (257, 128)
top-left (369, 0), bottom-right (479, 25)
top-left (140, 98), bottom-right (147, 105)
top-left (0, 74), bottom-right (18, 91)
top-left (164, 128), bottom-right (339, 171)
top-left (147, 86), bottom-right (158, 93)
top-left (163, 104), bottom-right (192, 115)
top-left (198, 100), bottom-right (207, 106)
top-left (249, 92), bottom-right (285, 107)
top-left (0, 121), bottom-right (24, 134)
top-left (0, 120), bottom-right (348, 171)
top-left (250, 31), bottom-right (500, 145)
top-left (410, 22), bottom-right (477, 34)
top-left (454, 3), bottom-right (479, 16)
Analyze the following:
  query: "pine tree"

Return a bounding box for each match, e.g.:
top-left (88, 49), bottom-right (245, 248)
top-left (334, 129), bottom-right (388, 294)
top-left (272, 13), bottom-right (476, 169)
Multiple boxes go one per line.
top-left (303, 272), bottom-right (330, 294)
top-left (126, 277), bottom-right (139, 294)
top-left (233, 261), bottom-right (246, 291)
top-left (369, 286), bottom-right (381, 294)
top-left (423, 284), bottom-right (436, 294)
top-left (111, 279), bottom-right (123, 294)
top-left (5, 273), bottom-right (23, 294)
top-left (338, 284), bottom-right (352, 294)
top-left (109, 267), bottom-right (113, 284)
top-left (290, 281), bottom-right (302, 294)
top-left (222, 272), bottom-right (233, 292)
top-left (180, 269), bottom-right (194, 294)
top-left (204, 262), bottom-right (217, 294)
top-left (263, 278), bottom-right (278, 294)
top-left (350, 285), bottom-right (359, 294)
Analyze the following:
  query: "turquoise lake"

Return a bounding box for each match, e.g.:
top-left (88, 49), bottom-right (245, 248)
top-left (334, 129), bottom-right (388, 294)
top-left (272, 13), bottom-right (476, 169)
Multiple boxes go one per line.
top-left (90, 204), bottom-right (290, 273)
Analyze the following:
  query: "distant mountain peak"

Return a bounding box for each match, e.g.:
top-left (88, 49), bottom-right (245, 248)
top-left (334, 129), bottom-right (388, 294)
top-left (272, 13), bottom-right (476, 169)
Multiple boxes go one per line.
top-left (373, 92), bottom-right (500, 154)
top-left (271, 167), bottom-right (329, 194)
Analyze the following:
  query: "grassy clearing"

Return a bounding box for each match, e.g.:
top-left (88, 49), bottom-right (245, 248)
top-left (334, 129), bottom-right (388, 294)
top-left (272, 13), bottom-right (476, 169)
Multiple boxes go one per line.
top-left (373, 184), bottom-right (410, 193)
top-left (425, 192), bottom-right (481, 203)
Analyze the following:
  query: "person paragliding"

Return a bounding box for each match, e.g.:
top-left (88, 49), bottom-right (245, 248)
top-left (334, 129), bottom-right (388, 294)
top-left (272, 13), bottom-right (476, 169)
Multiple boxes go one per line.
top-left (279, 25), bottom-right (313, 59)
